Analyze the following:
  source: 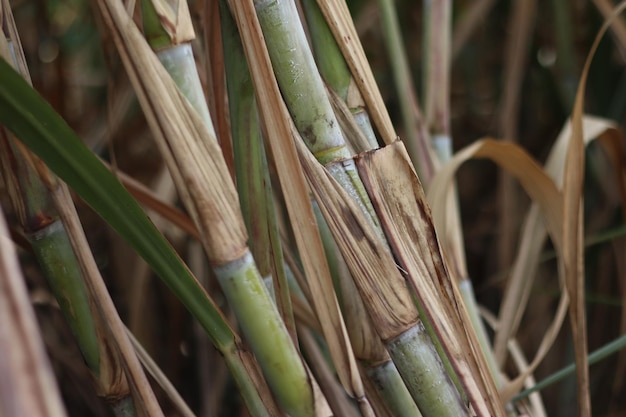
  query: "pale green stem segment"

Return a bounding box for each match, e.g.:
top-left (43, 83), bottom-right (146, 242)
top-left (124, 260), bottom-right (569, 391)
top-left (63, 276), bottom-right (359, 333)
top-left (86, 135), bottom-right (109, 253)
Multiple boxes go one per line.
top-left (156, 44), bottom-right (216, 137)
top-left (28, 220), bottom-right (100, 372)
top-left (300, 0), bottom-right (350, 101)
top-left (325, 160), bottom-right (385, 243)
top-left (352, 110), bottom-right (379, 151)
top-left (215, 251), bottom-right (314, 417)
top-left (366, 360), bottom-right (423, 417)
top-left (1, 42), bottom-right (100, 375)
top-left (254, 0), bottom-right (350, 164)
top-left (300, 0), bottom-right (378, 150)
top-left (387, 323), bottom-right (471, 417)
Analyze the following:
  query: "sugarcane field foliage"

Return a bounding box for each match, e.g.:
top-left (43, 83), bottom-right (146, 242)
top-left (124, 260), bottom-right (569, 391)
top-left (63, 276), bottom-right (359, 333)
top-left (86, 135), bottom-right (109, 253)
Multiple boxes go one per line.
top-left (2, 0), bottom-right (626, 416)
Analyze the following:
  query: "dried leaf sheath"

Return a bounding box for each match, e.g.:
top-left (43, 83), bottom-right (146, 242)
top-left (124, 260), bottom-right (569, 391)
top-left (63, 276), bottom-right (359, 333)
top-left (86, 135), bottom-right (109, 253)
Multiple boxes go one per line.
top-left (355, 142), bottom-right (505, 417)
top-left (97, 0), bottom-right (247, 265)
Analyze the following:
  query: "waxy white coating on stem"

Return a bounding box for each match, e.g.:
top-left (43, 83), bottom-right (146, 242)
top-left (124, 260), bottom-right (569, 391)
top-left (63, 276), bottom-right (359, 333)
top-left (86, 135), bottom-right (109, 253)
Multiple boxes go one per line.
top-left (255, 0), bottom-right (350, 164)
top-left (366, 360), bottom-right (423, 417)
top-left (157, 44), bottom-right (216, 137)
top-left (388, 322), bottom-right (470, 417)
top-left (214, 251), bottom-right (314, 417)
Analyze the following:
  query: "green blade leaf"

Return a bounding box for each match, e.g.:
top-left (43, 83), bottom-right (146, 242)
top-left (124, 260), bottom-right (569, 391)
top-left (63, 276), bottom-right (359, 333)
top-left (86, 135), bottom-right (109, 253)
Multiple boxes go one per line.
top-left (0, 57), bottom-right (233, 349)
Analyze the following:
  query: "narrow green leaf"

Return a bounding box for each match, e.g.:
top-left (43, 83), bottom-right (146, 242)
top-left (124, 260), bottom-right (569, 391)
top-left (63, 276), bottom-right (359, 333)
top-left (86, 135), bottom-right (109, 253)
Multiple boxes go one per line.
top-left (0, 57), bottom-right (233, 349)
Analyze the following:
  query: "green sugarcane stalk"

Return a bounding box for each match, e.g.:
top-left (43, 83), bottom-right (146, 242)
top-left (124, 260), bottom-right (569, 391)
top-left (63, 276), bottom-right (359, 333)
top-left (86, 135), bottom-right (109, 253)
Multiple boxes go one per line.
top-left (254, 0), bottom-right (349, 164)
top-left (157, 43), bottom-right (215, 133)
top-left (387, 322), bottom-right (468, 417)
top-left (0, 34), bottom-right (136, 417)
top-left (141, 0), bottom-right (215, 134)
top-left (366, 360), bottom-right (423, 417)
top-left (300, 0), bottom-right (378, 151)
top-left (254, 0), bottom-right (383, 245)
top-left (140, 3), bottom-right (313, 415)
top-left (214, 252), bottom-right (313, 417)
top-left (423, 0), bottom-right (505, 401)
top-left (0, 50), bottom-right (281, 417)
top-left (0, 42), bottom-right (99, 373)
top-left (314, 204), bottom-right (422, 417)
top-left (220, 0), bottom-right (296, 335)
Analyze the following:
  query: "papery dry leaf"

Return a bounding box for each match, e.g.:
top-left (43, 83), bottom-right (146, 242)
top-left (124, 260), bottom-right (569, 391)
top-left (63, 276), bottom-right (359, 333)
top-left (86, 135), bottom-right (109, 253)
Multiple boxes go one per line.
top-left (94, 1), bottom-right (284, 414)
top-left (357, 142), bottom-right (504, 417)
top-left (144, 0), bottom-right (195, 45)
top-left (494, 116), bottom-right (620, 368)
top-left (559, 3), bottom-right (626, 413)
top-left (427, 139), bottom-right (567, 405)
top-left (96, 0), bottom-right (248, 266)
top-left (298, 141), bottom-right (418, 342)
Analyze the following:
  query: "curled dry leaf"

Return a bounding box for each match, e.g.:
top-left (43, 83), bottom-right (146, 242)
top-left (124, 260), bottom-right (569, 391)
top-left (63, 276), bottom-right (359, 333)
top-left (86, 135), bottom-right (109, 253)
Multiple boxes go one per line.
top-left (427, 138), bottom-right (571, 403)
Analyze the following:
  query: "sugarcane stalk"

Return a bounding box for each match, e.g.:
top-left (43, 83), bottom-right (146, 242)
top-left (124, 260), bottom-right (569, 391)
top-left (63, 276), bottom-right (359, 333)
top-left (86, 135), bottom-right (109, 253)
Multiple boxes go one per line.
top-left (254, 0), bottom-right (384, 242)
top-left (300, 0), bottom-right (378, 151)
top-left (141, 0), bottom-right (214, 134)
top-left (214, 251), bottom-right (312, 414)
top-left (134, 3), bottom-right (315, 415)
top-left (0, 48), bottom-right (282, 416)
top-left (314, 205), bottom-right (422, 417)
top-left (0, 32), bottom-right (100, 374)
top-left (0, 29), bottom-right (139, 417)
top-left (424, 0), bottom-right (505, 399)
top-left (0, 205), bottom-right (69, 417)
top-left (220, 0), bottom-right (295, 334)
top-left (387, 322), bottom-right (467, 417)
top-left (366, 359), bottom-right (423, 417)
top-left (376, 0), bottom-right (436, 180)
top-left (253, 1), bottom-right (471, 414)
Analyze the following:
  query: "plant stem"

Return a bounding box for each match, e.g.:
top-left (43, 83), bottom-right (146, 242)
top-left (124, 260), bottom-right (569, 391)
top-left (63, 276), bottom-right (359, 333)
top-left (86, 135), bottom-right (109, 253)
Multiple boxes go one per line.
top-left (301, 0), bottom-right (379, 151)
top-left (221, 0), bottom-right (296, 336)
top-left (366, 360), bottom-right (423, 417)
top-left (387, 323), bottom-right (470, 417)
top-left (157, 44), bottom-right (216, 135)
top-left (215, 251), bottom-right (314, 417)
